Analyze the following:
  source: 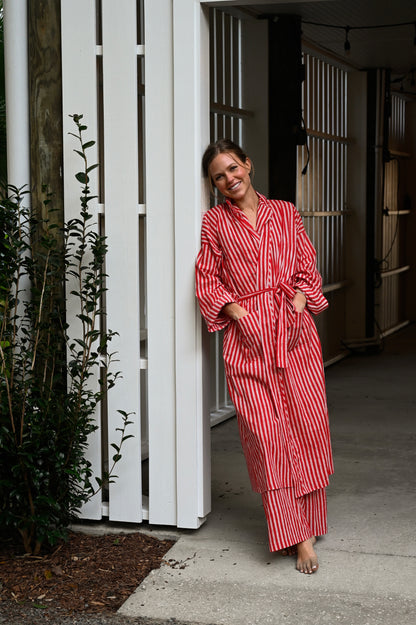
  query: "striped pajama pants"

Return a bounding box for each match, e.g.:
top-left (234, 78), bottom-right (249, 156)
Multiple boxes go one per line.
top-left (261, 487), bottom-right (327, 552)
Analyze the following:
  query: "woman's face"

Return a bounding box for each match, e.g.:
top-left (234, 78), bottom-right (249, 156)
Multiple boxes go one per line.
top-left (208, 152), bottom-right (252, 202)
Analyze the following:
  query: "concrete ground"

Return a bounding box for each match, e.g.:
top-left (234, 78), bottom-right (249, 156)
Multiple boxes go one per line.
top-left (120, 325), bottom-right (416, 625)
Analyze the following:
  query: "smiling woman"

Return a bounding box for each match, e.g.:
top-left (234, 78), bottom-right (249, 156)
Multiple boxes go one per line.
top-left (196, 138), bottom-right (334, 575)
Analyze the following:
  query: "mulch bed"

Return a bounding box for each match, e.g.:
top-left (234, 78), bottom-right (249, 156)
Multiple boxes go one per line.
top-left (0, 530), bottom-right (175, 616)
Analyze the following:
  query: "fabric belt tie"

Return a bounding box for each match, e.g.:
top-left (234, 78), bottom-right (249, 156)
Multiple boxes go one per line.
top-left (238, 282), bottom-right (297, 368)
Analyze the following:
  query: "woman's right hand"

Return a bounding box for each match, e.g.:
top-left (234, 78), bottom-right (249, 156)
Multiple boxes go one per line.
top-left (223, 302), bottom-right (249, 321)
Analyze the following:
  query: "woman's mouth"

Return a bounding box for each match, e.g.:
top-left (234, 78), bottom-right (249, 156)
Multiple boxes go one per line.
top-left (229, 181), bottom-right (241, 191)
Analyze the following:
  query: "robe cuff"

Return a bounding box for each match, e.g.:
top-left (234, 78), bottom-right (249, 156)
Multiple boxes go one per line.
top-left (294, 282), bottom-right (328, 315)
top-left (201, 293), bottom-right (236, 333)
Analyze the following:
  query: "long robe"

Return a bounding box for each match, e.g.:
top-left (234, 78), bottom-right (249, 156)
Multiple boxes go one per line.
top-left (196, 194), bottom-right (334, 501)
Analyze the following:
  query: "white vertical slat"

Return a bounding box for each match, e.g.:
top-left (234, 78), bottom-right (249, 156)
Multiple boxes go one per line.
top-left (144, 0), bottom-right (177, 526)
top-left (4, 0), bottom-right (32, 320)
top-left (61, 0), bottom-right (102, 519)
top-left (101, 0), bottom-right (142, 522)
top-left (173, 0), bottom-right (211, 528)
top-left (4, 0), bottom-right (30, 190)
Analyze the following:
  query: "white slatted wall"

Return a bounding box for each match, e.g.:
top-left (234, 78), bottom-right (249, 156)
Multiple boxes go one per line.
top-left (62, 0), bottom-right (211, 528)
top-left (297, 54), bottom-right (349, 361)
top-left (208, 8), bottom-right (245, 425)
top-left (62, 0), bottom-right (144, 523)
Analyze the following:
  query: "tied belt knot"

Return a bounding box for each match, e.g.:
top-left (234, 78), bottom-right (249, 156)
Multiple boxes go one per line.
top-left (238, 282), bottom-right (297, 368)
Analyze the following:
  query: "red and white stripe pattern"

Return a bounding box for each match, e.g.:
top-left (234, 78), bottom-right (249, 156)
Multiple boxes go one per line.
top-left (196, 194), bottom-right (334, 551)
top-left (262, 487), bottom-right (327, 551)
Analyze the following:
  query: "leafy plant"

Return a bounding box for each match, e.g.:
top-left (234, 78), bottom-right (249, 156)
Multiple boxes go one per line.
top-left (0, 115), bottom-right (133, 554)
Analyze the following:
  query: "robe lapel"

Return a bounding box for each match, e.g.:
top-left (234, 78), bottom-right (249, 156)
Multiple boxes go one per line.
top-left (255, 195), bottom-right (273, 233)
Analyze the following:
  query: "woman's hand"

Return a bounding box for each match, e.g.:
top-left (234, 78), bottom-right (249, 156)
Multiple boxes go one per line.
top-left (292, 291), bottom-right (307, 314)
top-left (223, 302), bottom-right (249, 321)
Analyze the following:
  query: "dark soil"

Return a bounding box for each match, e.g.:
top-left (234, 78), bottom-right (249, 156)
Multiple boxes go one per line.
top-left (0, 530), bottom-right (175, 622)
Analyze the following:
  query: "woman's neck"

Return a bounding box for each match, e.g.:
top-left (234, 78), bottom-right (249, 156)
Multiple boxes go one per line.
top-left (235, 187), bottom-right (259, 230)
top-left (234, 186), bottom-right (259, 213)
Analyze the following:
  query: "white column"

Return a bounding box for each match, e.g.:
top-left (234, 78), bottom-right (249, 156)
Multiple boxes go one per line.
top-left (4, 0), bottom-right (30, 189)
top-left (144, 0), bottom-right (177, 525)
top-left (61, 0), bottom-right (102, 519)
top-left (101, 0), bottom-right (142, 523)
top-left (173, 0), bottom-right (211, 528)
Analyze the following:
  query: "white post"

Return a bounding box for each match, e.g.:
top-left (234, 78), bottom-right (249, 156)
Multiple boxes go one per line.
top-left (4, 0), bottom-right (30, 189)
top-left (173, 0), bottom-right (211, 528)
top-left (3, 0), bottom-right (31, 348)
top-left (144, 0), bottom-right (177, 526)
top-left (61, 0), bottom-right (102, 520)
top-left (101, 0), bottom-right (142, 523)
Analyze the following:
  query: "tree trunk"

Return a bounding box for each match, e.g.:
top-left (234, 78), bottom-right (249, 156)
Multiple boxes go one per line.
top-left (28, 0), bottom-right (64, 232)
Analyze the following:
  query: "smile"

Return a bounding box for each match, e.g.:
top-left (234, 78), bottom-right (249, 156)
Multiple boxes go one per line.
top-left (229, 181), bottom-right (241, 191)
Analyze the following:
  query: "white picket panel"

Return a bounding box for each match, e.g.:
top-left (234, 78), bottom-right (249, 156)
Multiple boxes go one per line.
top-left (61, 0), bottom-right (102, 519)
top-left (101, 0), bottom-right (142, 523)
top-left (61, 0), bottom-right (212, 528)
top-left (4, 0), bottom-right (30, 190)
top-left (144, 0), bottom-right (177, 526)
top-left (172, 0), bottom-right (211, 528)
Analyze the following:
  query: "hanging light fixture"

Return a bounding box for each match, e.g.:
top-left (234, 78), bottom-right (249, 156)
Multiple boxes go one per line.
top-left (302, 18), bottom-right (416, 61)
top-left (344, 25), bottom-right (351, 54)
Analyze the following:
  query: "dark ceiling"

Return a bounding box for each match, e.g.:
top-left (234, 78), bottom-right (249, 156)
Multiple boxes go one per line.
top-left (238, 0), bottom-right (416, 95)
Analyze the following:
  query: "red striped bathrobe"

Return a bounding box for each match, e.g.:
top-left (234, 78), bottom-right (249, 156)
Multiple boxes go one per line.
top-left (196, 194), bottom-right (333, 543)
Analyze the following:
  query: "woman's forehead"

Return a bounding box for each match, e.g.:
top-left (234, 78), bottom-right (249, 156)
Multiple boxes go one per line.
top-left (209, 152), bottom-right (242, 172)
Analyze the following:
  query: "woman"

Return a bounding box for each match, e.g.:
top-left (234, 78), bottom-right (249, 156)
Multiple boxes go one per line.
top-left (195, 139), bottom-right (333, 574)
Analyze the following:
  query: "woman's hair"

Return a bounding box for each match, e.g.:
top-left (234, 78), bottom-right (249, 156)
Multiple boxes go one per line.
top-left (202, 138), bottom-right (249, 179)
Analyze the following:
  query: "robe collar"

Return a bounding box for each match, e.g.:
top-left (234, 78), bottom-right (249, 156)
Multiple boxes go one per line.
top-left (224, 192), bottom-right (273, 233)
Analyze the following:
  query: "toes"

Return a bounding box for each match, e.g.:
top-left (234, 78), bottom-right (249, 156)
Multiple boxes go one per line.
top-left (296, 557), bottom-right (319, 574)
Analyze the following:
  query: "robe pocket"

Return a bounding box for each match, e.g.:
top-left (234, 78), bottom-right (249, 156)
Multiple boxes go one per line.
top-left (286, 308), bottom-right (304, 352)
top-left (236, 311), bottom-right (263, 360)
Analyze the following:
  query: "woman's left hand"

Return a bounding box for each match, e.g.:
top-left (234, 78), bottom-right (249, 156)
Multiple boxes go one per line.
top-left (292, 291), bottom-right (307, 314)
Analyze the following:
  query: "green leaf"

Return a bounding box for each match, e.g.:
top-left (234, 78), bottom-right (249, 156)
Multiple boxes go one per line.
top-left (75, 172), bottom-right (88, 184)
top-left (77, 314), bottom-right (94, 325)
top-left (74, 149), bottom-right (86, 159)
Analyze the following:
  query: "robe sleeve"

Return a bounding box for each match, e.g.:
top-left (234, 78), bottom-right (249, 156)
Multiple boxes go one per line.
top-left (291, 206), bottom-right (329, 315)
top-left (195, 211), bottom-right (236, 332)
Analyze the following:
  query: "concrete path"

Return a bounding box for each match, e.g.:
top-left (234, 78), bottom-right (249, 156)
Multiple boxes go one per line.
top-left (120, 326), bottom-right (416, 625)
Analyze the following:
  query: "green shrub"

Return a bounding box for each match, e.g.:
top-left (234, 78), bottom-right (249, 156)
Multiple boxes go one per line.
top-left (0, 115), bottom-right (132, 554)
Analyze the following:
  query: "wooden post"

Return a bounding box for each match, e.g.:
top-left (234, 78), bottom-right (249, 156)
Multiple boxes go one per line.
top-left (28, 0), bottom-right (64, 229)
top-left (268, 14), bottom-right (303, 203)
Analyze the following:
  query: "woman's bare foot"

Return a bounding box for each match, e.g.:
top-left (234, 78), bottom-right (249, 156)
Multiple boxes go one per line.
top-left (296, 538), bottom-right (318, 574)
top-left (280, 537), bottom-right (316, 558)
